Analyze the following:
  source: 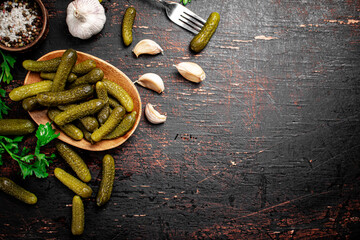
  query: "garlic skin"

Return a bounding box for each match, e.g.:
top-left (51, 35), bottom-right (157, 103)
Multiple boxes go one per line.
top-left (66, 0), bottom-right (106, 40)
top-left (174, 62), bottom-right (206, 83)
top-left (135, 73), bottom-right (165, 94)
top-left (132, 39), bottom-right (163, 57)
top-left (145, 103), bottom-right (167, 124)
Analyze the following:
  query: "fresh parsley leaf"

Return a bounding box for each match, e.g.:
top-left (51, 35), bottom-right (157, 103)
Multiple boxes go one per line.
top-left (0, 89), bottom-right (10, 119)
top-left (0, 50), bottom-right (16, 84)
top-left (0, 122), bottom-right (59, 179)
top-left (4, 55), bottom-right (16, 68)
top-left (180, 0), bottom-right (192, 5)
top-left (0, 50), bottom-right (15, 119)
top-left (35, 122), bottom-right (59, 149)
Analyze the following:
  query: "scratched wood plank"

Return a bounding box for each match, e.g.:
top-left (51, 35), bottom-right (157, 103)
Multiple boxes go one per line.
top-left (1, 0), bottom-right (360, 239)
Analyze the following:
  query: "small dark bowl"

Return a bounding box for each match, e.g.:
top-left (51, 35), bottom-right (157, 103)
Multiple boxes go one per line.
top-left (0, 0), bottom-right (49, 52)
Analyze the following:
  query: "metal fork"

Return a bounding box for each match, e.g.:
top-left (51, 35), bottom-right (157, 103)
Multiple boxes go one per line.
top-left (158, 0), bottom-right (206, 34)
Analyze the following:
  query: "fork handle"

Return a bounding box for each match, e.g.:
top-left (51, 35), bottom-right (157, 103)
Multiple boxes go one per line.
top-left (157, 0), bottom-right (171, 8)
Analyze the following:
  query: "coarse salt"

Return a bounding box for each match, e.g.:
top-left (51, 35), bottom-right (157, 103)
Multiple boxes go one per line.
top-left (0, 1), bottom-right (39, 47)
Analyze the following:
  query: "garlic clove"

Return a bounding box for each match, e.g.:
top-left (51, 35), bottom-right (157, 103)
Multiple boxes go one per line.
top-left (135, 73), bottom-right (165, 94)
top-left (132, 39), bottom-right (164, 57)
top-left (145, 103), bottom-right (167, 124)
top-left (174, 62), bottom-right (206, 83)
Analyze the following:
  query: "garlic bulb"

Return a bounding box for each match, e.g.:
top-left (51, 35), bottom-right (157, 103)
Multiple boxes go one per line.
top-left (135, 73), bottom-right (165, 94)
top-left (132, 39), bottom-right (163, 57)
top-left (174, 62), bottom-right (206, 83)
top-left (145, 103), bottom-right (167, 124)
top-left (66, 0), bottom-right (107, 40)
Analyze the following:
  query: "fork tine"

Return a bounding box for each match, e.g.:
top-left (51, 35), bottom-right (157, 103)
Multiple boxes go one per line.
top-left (181, 13), bottom-right (204, 29)
top-left (170, 17), bottom-right (200, 34)
top-left (181, 7), bottom-right (206, 25)
top-left (161, 1), bottom-right (207, 34)
top-left (179, 18), bottom-right (202, 33)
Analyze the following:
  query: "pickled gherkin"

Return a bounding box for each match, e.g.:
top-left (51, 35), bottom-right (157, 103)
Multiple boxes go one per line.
top-left (190, 12), bottom-right (220, 53)
top-left (104, 111), bottom-right (137, 139)
top-left (0, 119), bottom-right (36, 135)
top-left (22, 57), bottom-right (61, 72)
top-left (76, 122), bottom-right (94, 143)
top-left (71, 195), bottom-right (85, 235)
top-left (57, 104), bottom-right (99, 132)
top-left (40, 72), bottom-right (78, 82)
top-left (54, 99), bottom-right (105, 126)
top-left (36, 84), bottom-right (94, 107)
top-left (48, 109), bottom-right (84, 141)
top-left (102, 79), bottom-right (134, 112)
top-left (22, 96), bottom-right (42, 112)
top-left (96, 154), bottom-right (115, 206)
top-left (108, 97), bottom-right (122, 109)
top-left (95, 81), bottom-right (110, 125)
top-left (91, 106), bottom-right (126, 142)
top-left (9, 80), bottom-right (53, 101)
top-left (0, 177), bottom-right (37, 204)
top-left (51, 49), bottom-right (77, 92)
top-left (79, 116), bottom-right (99, 133)
top-left (122, 7), bottom-right (136, 46)
top-left (72, 59), bottom-right (96, 76)
top-left (56, 142), bottom-right (91, 182)
top-left (54, 168), bottom-right (92, 198)
top-left (68, 68), bottom-right (104, 88)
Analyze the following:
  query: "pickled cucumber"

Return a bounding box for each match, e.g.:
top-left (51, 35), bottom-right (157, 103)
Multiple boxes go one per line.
top-left (122, 7), bottom-right (136, 46)
top-left (76, 122), bottom-right (94, 144)
top-left (36, 84), bottom-right (94, 107)
top-left (96, 154), bottom-right (115, 206)
top-left (48, 109), bottom-right (84, 141)
top-left (58, 104), bottom-right (99, 132)
top-left (190, 12), bottom-right (220, 53)
top-left (104, 111), bottom-right (137, 139)
top-left (56, 142), bottom-right (91, 182)
top-left (79, 116), bottom-right (99, 132)
top-left (91, 106), bottom-right (126, 142)
top-left (54, 168), bottom-right (92, 198)
top-left (71, 195), bottom-right (84, 235)
top-left (68, 68), bottom-right (104, 88)
top-left (40, 72), bottom-right (78, 82)
top-left (108, 97), bottom-right (122, 109)
top-left (96, 81), bottom-right (110, 125)
top-left (22, 57), bottom-right (61, 72)
top-left (72, 59), bottom-right (97, 76)
top-left (51, 49), bottom-right (77, 92)
top-left (0, 119), bottom-right (36, 135)
top-left (54, 99), bottom-right (105, 126)
top-left (102, 79), bottom-right (134, 112)
top-left (9, 80), bottom-right (53, 101)
top-left (22, 96), bottom-right (42, 112)
top-left (0, 177), bottom-right (37, 204)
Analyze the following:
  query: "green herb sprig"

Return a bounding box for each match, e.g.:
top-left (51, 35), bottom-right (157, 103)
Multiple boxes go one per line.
top-left (0, 50), bottom-right (16, 119)
top-left (0, 122), bottom-right (59, 179)
top-left (0, 50), bottom-right (16, 84)
top-left (180, 0), bottom-right (192, 6)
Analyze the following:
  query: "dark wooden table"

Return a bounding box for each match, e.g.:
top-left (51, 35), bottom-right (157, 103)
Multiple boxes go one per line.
top-left (1, 0), bottom-right (360, 239)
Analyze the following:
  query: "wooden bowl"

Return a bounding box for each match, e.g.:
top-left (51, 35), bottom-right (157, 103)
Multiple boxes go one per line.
top-left (0, 0), bottom-right (49, 52)
top-left (24, 50), bottom-right (141, 151)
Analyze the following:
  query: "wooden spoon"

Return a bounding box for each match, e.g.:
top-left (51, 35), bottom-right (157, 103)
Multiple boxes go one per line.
top-left (25, 50), bottom-right (141, 151)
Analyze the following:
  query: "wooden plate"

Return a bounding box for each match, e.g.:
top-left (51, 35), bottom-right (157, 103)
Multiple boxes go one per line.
top-left (25, 50), bottom-right (141, 151)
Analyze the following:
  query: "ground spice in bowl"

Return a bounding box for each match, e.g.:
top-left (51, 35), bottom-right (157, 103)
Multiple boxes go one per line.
top-left (0, 0), bottom-right (47, 50)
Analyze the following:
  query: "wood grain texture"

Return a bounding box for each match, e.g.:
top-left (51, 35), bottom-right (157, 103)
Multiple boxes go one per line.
top-left (1, 0), bottom-right (359, 239)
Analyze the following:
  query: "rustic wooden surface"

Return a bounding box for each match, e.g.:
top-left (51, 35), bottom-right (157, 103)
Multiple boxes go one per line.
top-left (1, 0), bottom-right (360, 239)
